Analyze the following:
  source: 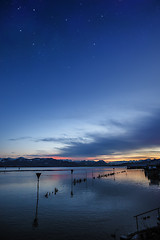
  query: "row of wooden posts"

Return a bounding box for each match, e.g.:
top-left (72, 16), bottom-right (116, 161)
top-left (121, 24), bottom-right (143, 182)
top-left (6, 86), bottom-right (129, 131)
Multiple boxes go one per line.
top-left (33, 169), bottom-right (126, 228)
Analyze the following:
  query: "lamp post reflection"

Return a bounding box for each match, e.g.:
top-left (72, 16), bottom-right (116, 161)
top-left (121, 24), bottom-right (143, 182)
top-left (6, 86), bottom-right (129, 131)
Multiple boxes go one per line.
top-left (33, 173), bottom-right (41, 228)
top-left (71, 169), bottom-right (74, 197)
top-left (113, 168), bottom-right (115, 181)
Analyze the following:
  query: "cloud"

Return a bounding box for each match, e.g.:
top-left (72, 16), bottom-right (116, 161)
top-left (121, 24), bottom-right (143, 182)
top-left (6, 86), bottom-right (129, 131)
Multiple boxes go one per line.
top-left (57, 110), bottom-right (160, 157)
top-left (36, 137), bottom-right (89, 144)
top-left (8, 110), bottom-right (160, 159)
top-left (24, 154), bottom-right (57, 158)
top-left (9, 137), bottom-right (32, 141)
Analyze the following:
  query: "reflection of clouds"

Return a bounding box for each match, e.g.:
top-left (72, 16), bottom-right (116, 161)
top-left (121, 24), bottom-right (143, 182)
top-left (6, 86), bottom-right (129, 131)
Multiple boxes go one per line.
top-left (1, 168), bottom-right (160, 240)
top-left (116, 170), bottom-right (148, 184)
top-left (144, 169), bottom-right (160, 186)
top-left (44, 169), bottom-right (146, 207)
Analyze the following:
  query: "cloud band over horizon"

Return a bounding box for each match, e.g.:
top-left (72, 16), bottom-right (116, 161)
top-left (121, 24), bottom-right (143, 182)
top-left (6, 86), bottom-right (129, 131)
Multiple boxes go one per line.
top-left (5, 110), bottom-right (160, 160)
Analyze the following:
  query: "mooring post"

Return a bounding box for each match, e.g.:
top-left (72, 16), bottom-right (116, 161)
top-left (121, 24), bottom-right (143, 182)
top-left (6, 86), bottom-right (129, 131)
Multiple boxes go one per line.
top-left (71, 169), bottom-right (73, 180)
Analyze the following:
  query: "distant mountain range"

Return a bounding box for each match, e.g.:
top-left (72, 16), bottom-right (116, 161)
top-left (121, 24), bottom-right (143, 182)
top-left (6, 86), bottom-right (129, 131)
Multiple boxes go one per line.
top-left (0, 157), bottom-right (160, 167)
top-left (0, 157), bottom-right (108, 167)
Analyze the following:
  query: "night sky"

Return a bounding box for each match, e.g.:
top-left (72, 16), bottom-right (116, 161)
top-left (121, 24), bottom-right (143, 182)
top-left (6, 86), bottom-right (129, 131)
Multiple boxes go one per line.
top-left (1, 0), bottom-right (160, 161)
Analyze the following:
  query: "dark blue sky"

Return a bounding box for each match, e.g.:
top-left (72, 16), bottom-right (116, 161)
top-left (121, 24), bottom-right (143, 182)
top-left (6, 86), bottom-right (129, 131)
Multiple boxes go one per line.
top-left (1, 0), bottom-right (160, 160)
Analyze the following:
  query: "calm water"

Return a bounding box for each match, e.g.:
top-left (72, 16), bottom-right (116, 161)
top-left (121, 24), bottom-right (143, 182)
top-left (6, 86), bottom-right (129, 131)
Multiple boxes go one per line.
top-left (0, 167), bottom-right (160, 240)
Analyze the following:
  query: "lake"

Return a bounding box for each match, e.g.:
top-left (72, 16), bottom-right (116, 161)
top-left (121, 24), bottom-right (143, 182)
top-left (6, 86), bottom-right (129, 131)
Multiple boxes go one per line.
top-left (0, 167), bottom-right (160, 240)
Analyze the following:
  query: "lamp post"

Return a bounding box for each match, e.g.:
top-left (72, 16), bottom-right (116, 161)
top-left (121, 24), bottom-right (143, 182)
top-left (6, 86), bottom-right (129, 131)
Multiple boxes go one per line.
top-left (33, 173), bottom-right (41, 227)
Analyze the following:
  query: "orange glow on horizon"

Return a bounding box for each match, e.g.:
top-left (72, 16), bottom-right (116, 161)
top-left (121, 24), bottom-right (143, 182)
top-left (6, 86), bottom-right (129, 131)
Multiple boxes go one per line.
top-left (2, 151), bottom-right (160, 162)
top-left (25, 155), bottom-right (160, 162)
top-left (42, 156), bottom-right (97, 161)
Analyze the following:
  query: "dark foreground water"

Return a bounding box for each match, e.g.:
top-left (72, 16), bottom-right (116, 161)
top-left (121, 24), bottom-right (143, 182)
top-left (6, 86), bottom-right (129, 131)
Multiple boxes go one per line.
top-left (0, 167), bottom-right (160, 240)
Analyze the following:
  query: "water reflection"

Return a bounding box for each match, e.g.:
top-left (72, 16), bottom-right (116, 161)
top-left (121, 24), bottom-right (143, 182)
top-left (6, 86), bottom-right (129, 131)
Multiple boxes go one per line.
top-left (145, 169), bottom-right (160, 186)
top-left (0, 167), bottom-right (160, 240)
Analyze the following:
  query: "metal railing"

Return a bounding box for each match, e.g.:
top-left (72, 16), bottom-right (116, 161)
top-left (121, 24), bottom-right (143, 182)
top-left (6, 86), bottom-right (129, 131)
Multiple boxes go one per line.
top-left (134, 207), bottom-right (160, 231)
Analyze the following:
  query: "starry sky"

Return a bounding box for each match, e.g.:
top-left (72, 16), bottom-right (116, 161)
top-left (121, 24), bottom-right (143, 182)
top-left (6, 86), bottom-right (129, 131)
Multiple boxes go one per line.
top-left (1, 0), bottom-right (160, 161)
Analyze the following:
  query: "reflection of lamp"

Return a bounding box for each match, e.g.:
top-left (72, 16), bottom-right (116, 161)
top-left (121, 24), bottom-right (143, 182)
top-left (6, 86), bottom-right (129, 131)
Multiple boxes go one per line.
top-left (71, 169), bottom-right (74, 197)
top-left (91, 169), bottom-right (94, 186)
top-left (113, 168), bottom-right (115, 181)
top-left (33, 173), bottom-right (41, 228)
top-left (86, 171), bottom-right (88, 188)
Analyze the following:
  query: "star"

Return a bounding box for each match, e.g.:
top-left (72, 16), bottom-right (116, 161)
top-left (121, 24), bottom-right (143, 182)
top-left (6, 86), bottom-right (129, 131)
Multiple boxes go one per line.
top-left (17, 6), bottom-right (21, 11)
